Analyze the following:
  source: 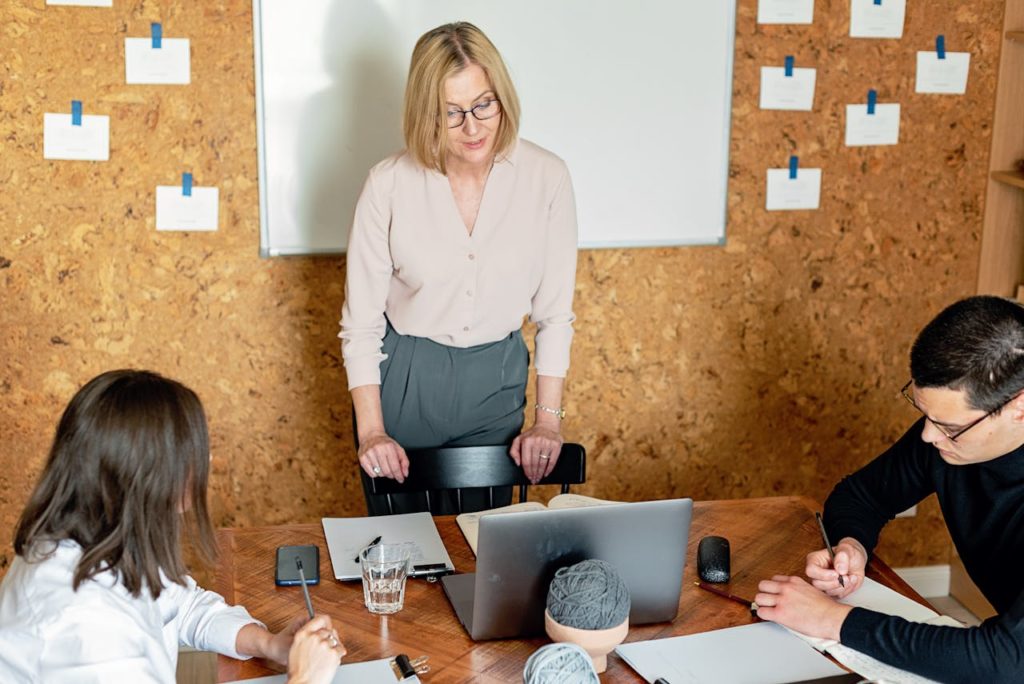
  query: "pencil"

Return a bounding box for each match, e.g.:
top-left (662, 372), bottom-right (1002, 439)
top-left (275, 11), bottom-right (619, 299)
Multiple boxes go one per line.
top-left (296, 557), bottom-right (315, 620)
top-left (815, 512), bottom-right (846, 588)
top-left (694, 581), bottom-right (758, 614)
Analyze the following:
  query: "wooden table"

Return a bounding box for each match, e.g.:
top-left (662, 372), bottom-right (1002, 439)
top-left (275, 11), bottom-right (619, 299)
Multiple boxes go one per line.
top-left (215, 496), bottom-right (923, 683)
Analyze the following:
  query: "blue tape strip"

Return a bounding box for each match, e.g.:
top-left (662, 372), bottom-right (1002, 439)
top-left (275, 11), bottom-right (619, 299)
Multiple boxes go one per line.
top-left (867, 89), bottom-right (877, 115)
top-left (936, 35), bottom-right (946, 59)
top-left (182, 173), bottom-right (193, 197)
top-left (784, 56), bottom-right (794, 77)
top-left (71, 100), bottom-right (82, 126)
top-left (789, 156), bottom-right (798, 180)
top-left (152, 23), bottom-right (163, 49)
top-left (874, 0), bottom-right (882, 5)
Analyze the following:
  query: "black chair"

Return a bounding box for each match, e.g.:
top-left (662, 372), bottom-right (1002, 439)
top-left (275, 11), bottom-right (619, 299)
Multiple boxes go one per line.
top-left (362, 443), bottom-right (586, 515)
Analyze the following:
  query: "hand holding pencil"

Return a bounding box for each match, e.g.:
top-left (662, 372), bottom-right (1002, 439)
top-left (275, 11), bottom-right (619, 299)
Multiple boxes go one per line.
top-left (805, 516), bottom-right (868, 599)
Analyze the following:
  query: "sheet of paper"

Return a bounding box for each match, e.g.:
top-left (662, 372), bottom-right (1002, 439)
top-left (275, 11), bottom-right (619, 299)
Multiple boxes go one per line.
top-left (46, 0), bottom-right (112, 6)
top-left (223, 657), bottom-right (421, 684)
top-left (827, 644), bottom-right (943, 684)
top-left (849, 0), bottom-right (906, 38)
top-left (766, 168), bottom-right (821, 211)
top-left (758, 0), bottom-right (814, 24)
top-left (616, 622), bottom-right (848, 684)
top-left (845, 103), bottom-right (900, 146)
top-left (155, 186), bottom-right (219, 231)
top-left (43, 113), bottom-right (109, 161)
top-left (322, 512), bottom-right (454, 580)
top-left (915, 51), bottom-right (970, 94)
top-left (760, 66), bottom-right (817, 110)
top-left (125, 37), bottom-right (191, 84)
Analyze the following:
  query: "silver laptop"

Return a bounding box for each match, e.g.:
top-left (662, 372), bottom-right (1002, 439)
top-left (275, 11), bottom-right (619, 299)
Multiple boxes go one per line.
top-left (441, 498), bottom-right (692, 640)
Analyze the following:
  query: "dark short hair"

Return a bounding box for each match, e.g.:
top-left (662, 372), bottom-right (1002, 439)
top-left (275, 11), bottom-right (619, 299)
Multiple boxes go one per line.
top-left (911, 296), bottom-right (1024, 412)
top-left (14, 369), bottom-right (217, 599)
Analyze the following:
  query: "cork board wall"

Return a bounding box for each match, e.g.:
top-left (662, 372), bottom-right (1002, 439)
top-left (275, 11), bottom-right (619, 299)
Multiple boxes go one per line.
top-left (0, 0), bottom-right (1003, 575)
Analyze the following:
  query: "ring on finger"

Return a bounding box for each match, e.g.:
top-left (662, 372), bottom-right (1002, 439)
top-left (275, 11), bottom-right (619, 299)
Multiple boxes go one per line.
top-left (539, 453), bottom-right (550, 460)
top-left (372, 465), bottom-right (382, 475)
top-left (328, 635), bottom-right (339, 648)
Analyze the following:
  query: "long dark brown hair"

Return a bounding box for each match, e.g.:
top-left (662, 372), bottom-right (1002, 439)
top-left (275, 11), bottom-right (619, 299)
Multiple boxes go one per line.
top-left (14, 369), bottom-right (218, 599)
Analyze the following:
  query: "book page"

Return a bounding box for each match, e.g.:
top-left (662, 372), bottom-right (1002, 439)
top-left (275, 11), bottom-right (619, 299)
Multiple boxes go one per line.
top-left (455, 502), bottom-right (546, 555)
top-left (546, 493), bottom-right (622, 509)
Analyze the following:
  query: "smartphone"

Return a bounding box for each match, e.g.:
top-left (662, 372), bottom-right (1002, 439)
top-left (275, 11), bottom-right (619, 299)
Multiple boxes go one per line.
top-left (275, 545), bottom-right (320, 586)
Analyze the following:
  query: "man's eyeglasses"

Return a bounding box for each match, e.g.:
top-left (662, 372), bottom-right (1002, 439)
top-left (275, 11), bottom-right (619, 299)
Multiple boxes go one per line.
top-left (900, 380), bottom-right (999, 442)
top-left (446, 99), bottom-right (501, 128)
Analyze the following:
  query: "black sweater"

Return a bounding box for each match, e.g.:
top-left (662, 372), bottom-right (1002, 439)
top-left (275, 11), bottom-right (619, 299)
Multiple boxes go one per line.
top-left (826, 418), bottom-right (1024, 683)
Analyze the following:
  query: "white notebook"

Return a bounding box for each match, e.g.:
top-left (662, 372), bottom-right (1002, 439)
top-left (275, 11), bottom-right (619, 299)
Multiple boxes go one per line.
top-left (223, 657), bottom-right (420, 683)
top-left (321, 512), bottom-right (454, 581)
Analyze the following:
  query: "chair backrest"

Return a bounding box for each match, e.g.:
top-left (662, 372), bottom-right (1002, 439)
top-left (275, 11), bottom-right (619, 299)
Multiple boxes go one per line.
top-left (365, 443), bottom-right (586, 515)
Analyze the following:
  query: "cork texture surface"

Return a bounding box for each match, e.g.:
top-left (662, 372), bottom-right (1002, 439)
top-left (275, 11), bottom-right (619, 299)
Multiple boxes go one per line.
top-left (0, 0), bottom-right (1003, 575)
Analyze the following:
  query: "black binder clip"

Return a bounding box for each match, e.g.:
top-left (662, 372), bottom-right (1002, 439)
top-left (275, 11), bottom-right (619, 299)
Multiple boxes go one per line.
top-left (390, 654), bottom-right (429, 680)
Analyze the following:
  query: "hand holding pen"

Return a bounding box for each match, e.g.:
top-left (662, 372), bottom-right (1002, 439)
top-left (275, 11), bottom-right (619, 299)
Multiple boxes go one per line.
top-left (807, 514), bottom-right (868, 598)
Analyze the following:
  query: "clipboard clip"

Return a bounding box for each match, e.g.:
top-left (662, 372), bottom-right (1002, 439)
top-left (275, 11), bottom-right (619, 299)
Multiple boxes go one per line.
top-left (389, 653), bottom-right (429, 679)
top-left (412, 563), bottom-right (453, 583)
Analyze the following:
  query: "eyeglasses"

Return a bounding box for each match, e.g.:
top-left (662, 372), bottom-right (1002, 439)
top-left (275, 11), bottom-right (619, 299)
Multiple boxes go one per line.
top-left (900, 380), bottom-right (999, 442)
top-left (446, 99), bottom-right (501, 128)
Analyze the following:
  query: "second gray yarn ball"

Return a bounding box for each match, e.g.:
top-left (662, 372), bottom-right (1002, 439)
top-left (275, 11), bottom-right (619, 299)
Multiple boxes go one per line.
top-left (546, 558), bottom-right (631, 629)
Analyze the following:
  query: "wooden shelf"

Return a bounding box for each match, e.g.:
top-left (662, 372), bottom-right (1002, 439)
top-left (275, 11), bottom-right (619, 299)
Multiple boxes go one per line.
top-left (991, 170), bottom-right (1024, 191)
top-left (1007, 31), bottom-right (1024, 42)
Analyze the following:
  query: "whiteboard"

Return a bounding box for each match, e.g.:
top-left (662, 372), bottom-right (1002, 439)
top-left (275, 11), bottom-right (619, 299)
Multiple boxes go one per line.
top-left (253, 0), bottom-right (737, 256)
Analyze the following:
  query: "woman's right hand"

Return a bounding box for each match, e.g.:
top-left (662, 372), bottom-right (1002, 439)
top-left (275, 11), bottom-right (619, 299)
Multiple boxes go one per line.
top-left (286, 614), bottom-right (345, 684)
top-left (358, 431), bottom-right (409, 482)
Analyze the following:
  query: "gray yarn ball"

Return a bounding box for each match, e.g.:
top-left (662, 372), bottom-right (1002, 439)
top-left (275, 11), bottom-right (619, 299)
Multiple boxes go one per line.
top-left (523, 642), bottom-right (599, 684)
top-left (546, 559), bottom-right (631, 629)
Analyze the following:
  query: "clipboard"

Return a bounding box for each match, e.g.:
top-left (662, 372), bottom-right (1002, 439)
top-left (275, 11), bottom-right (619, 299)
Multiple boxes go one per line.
top-left (223, 654), bottom-right (428, 683)
top-left (322, 512), bottom-right (454, 581)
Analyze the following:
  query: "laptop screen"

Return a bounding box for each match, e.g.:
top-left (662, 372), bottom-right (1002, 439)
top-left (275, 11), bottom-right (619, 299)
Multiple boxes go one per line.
top-left (450, 498), bottom-right (693, 640)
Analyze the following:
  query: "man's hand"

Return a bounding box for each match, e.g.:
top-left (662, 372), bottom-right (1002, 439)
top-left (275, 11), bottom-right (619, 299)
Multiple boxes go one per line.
top-left (755, 575), bottom-right (853, 641)
top-left (806, 536), bottom-right (868, 598)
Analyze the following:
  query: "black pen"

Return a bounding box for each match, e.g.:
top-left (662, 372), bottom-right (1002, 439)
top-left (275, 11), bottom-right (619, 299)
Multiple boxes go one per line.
top-left (295, 557), bottom-right (315, 619)
top-left (654, 678), bottom-right (671, 684)
top-left (354, 535), bottom-right (382, 563)
top-left (815, 512), bottom-right (845, 588)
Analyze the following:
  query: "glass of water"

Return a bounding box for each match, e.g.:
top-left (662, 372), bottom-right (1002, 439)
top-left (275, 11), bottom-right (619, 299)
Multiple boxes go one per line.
top-left (360, 543), bottom-right (411, 614)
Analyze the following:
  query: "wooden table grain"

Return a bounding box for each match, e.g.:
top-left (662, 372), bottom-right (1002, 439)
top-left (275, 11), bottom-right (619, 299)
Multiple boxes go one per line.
top-left (215, 496), bottom-right (923, 683)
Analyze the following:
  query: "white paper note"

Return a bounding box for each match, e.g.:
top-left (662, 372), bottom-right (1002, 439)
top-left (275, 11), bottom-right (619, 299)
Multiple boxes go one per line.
top-left (915, 51), bottom-right (970, 94)
top-left (125, 38), bottom-right (191, 85)
top-left (758, 0), bottom-right (814, 24)
top-left (850, 0), bottom-right (906, 38)
top-left (156, 186), bottom-right (219, 231)
top-left (46, 0), bottom-right (112, 6)
top-left (760, 66), bottom-right (817, 110)
top-left (766, 168), bottom-right (822, 211)
top-left (845, 103), bottom-right (900, 146)
top-left (43, 113), bottom-right (110, 161)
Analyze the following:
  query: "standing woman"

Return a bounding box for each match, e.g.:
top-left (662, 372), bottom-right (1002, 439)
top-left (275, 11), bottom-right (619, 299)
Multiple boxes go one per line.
top-left (0, 370), bottom-right (344, 683)
top-left (340, 22), bottom-right (579, 514)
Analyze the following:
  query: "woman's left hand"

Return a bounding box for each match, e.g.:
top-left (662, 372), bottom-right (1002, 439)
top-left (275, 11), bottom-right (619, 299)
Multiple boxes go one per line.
top-left (511, 424), bottom-right (563, 483)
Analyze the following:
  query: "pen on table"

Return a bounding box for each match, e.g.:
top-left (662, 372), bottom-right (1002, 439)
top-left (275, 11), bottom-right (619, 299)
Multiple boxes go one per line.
top-left (295, 557), bottom-right (315, 620)
top-left (815, 512), bottom-right (846, 588)
top-left (694, 581), bottom-right (759, 615)
top-left (354, 535), bottom-right (382, 563)
top-left (654, 678), bottom-right (671, 684)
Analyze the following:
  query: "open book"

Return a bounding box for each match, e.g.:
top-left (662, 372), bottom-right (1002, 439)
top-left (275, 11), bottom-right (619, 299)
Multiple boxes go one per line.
top-left (786, 577), bottom-right (965, 684)
top-left (455, 494), bottom-right (619, 555)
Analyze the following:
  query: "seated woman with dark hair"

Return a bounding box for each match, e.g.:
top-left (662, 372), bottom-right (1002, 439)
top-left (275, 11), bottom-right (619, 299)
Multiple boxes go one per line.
top-left (0, 369), bottom-right (344, 683)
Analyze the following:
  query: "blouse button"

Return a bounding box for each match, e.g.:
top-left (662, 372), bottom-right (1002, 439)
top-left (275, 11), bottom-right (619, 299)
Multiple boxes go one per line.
top-left (468, 253), bottom-right (475, 260)
top-left (463, 326), bottom-right (470, 332)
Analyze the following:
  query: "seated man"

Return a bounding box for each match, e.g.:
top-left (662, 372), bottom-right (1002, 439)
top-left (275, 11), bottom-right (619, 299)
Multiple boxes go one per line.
top-left (755, 296), bottom-right (1024, 683)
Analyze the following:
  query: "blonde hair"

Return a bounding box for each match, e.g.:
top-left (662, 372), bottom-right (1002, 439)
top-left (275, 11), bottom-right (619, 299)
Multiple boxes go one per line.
top-left (403, 22), bottom-right (521, 174)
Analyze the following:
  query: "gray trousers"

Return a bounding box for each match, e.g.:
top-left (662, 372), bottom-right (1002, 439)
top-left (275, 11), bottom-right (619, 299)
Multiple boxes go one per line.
top-left (360, 323), bottom-right (528, 515)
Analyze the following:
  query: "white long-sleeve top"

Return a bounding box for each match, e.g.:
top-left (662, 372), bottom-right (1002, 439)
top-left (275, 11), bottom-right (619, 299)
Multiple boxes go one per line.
top-left (0, 540), bottom-right (262, 683)
top-left (339, 139), bottom-right (579, 390)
